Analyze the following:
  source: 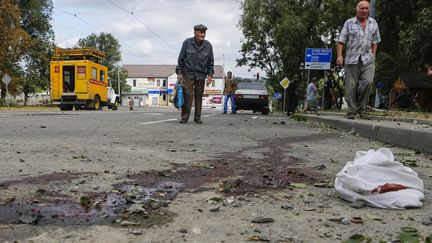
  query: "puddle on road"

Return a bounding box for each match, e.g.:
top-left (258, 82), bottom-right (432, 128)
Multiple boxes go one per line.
top-left (0, 134), bottom-right (330, 227)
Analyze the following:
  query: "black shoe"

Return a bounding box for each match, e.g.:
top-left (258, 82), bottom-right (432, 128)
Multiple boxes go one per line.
top-left (194, 119), bottom-right (203, 124)
top-left (222, 112), bottom-right (227, 114)
top-left (179, 119), bottom-right (188, 124)
top-left (231, 111), bottom-right (236, 114)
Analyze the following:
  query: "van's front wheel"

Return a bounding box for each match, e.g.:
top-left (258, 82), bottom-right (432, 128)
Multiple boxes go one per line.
top-left (93, 96), bottom-right (101, 110)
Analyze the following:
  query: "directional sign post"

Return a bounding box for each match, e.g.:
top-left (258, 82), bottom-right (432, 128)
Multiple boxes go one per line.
top-left (2, 74), bottom-right (11, 107)
top-left (279, 77), bottom-right (290, 113)
top-left (305, 48), bottom-right (332, 70)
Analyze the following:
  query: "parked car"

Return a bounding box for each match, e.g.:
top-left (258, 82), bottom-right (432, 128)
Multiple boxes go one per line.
top-left (234, 82), bottom-right (270, 115)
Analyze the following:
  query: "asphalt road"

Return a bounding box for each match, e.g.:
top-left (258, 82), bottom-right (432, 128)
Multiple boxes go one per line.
top-left (0, 107), bottom-right (431, 242)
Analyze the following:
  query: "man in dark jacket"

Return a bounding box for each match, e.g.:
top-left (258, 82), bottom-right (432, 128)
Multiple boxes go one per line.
top-left (286, 74), bottom-right (299, 116)
top-left (176, 24), bottom-right (214, 124)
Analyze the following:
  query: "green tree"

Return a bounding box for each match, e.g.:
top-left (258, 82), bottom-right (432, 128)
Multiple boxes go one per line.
top-left (18, 0), bottom-right (54, 106)
top-left (237, 0), bottom-right (357, 97)
top-left (375, 0), bottom-right (432, 89)
top-left (0, 0), bottom-right (31, 100)
top-left (76, 32), bottom-right (130, 94)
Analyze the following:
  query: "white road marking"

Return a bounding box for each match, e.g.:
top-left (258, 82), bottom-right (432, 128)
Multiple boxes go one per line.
top-left (138, 113), bottom-right (216, 125)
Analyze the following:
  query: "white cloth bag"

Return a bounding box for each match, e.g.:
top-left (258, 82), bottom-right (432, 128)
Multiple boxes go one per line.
top-left (335, 148), bottom-right (424, 209)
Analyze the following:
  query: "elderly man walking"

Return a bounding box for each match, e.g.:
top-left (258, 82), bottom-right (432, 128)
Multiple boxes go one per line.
top-left (176, 24), bottom-right (214, 124)
top-left (337, 1), bottom-right (381, 119)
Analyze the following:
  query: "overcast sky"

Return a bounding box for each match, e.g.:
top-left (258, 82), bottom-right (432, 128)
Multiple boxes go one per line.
top-left (51, 0), bottom-right (261, 78)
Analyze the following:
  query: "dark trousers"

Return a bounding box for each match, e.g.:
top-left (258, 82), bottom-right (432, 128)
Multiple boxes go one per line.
top-left (323, 97), bottom-right (332, 110)
top-left (181, 77), bottom-right (205, 121)
top-left (287, 95), bottom-right (298, 115)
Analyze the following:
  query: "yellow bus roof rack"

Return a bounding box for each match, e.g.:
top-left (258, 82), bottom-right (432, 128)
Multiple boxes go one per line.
top-left (53, 48), bottom-right (105, 62)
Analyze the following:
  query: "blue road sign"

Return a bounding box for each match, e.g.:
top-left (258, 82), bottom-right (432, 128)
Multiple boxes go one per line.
top-left (305, 48), bottom-right (332, 70)
top-left (273, 92), bottom-right (282, 100)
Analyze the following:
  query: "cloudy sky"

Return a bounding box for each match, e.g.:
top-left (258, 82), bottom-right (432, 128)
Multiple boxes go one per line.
top-left (51, 0), bottom-right (261, 78)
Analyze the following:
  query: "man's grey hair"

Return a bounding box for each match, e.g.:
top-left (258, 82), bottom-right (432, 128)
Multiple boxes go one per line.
top-left (357, 1), bottom-right (370, 10)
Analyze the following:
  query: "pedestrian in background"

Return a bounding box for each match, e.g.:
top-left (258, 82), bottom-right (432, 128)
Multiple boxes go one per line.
top-left (129, 97), bottom-right (134, 111)
top-left (176, 24), bottom-right (214, 124)
top-left (286, 74), bottom-right (300, 116)
top-left (222, 71), bottom-right (237, 114)
top-left (323, 73), bottom-right (336, 110)
top-left (303, 77), bottom-right (319, 114)
top-left (336, 0), bottom-right (381, 119)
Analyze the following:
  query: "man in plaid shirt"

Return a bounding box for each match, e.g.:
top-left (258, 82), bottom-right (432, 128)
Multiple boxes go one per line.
top-left (337, 1), bottom-right (381, 119)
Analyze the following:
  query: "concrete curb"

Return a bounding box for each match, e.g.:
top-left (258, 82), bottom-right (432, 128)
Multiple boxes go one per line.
top-left (301, 114), bottom-right (432, 154)
top-left (316, 111), bottom-right (432, 126)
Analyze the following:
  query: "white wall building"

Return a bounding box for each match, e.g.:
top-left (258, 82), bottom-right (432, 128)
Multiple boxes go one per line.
top-left (123, 64), bottom-right (224, 107)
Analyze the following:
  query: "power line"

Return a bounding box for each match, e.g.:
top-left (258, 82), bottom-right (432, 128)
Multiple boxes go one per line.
top-left (54, 7), bottom-right (103, 33)
top-left (53, 6), bottom-right (157, 63)
top-left (77, 0), bottom-right (220, 15)
top-left (106, 0), bottom-right (175, 50)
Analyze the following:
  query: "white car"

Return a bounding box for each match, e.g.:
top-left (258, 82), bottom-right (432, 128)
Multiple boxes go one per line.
top-left (234, 82), bottom-right (270, 115)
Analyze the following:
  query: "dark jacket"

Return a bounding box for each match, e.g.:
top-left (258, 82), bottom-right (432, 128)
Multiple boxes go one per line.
top-left (287, 79), bottom-right (299, 96)
top-left (176, 37), bottom-right (214, 80)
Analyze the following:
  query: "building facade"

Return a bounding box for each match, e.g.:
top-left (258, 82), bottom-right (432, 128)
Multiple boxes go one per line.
top-left (123, 64), bottom-right (224, 107)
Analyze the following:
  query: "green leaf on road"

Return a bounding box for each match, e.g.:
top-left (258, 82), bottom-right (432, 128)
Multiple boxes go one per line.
top-left (80, 196), bottom-right (91, 207)
top-left (402, 159), bottom-right (417, 167)
top-left (342, 234), bottom-right (371, 243)
top-left (290, 183), bottom-right (307, 189)
top-left (364, 212), bottom-right (381, 221)
top-left (397, 227), bottom-right (420, 243)
top-left (425, 234), bottom-right (432, 243)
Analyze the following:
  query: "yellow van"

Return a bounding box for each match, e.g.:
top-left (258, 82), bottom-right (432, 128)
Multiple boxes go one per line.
top-left (50, 48), bottom-right (119, 111)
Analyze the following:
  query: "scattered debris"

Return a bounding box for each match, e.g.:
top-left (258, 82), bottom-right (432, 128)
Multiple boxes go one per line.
top-left (364, 213), bottom-right (381, 221)
top-left (314, 164), bottom-right (326, 170)
top-left (350, 200), bottom-right (367, 209)
top-left (251, 217), bottom-right (274, 224)
top-left (178, 228), bottom-right (188, 234)
top-left (247, 234), bottom-right (270, 242)
top-left (421, 216), bottom-right (432, 226)
top-left (120, 220), bottom-right (140, 226)
top-left (209, 206), bottom-right (220, 212)
top-left (342, 234), bottom-right (370, 243)
top-left (401, 159), bottom-right (417, 167)
top-left (350, 216), bottom-right (363, 224)
top-left (217, 179), bottom-right (243, 193)
top-left (127, 229), bottom-right (144, 235)
top-left (281, 204), bottom-right (294, 210)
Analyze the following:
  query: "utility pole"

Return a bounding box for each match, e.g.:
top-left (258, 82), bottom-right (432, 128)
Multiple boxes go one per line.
top-left (370, 0), bottom-right (376, 18)
top-left (222, 54), bottom-right (225, 97)
top-left (117, 65), bottom-right (120, 104)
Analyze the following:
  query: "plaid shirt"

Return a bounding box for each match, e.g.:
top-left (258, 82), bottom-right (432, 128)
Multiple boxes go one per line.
top-left (223, 77), bottom-right (237, 95)
top-left (338, 17), bottom-right (381, 65)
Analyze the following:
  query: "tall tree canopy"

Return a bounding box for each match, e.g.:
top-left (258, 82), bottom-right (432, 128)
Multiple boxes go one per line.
top-left (18, 0), bottom-right (55, 105)
top-left (238, 0), bottom-right (432, 93)
top-left (375, 0), bottom-right (432, 86)
top-left (0, 0), bottom-right (31, 100)
top-left (0, 0), bottom-right (54, 105)
top-left (76, 32), bottom-right (130, 94)
top-left (237, 0), bottom-right (356, 94)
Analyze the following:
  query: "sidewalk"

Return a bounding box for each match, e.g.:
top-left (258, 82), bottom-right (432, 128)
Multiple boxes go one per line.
top-left (300, 113), bottom-right (432, 154)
